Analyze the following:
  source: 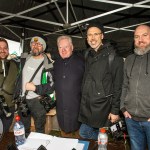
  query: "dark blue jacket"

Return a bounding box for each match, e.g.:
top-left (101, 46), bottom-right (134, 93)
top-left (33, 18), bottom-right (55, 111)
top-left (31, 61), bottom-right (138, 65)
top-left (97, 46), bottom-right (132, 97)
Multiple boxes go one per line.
top-left (54, 54), bottom-right (85, 133)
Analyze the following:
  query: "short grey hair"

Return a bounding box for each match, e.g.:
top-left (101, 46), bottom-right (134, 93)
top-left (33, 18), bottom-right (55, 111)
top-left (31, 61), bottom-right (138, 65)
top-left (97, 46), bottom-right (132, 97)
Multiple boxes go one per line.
top-left (57, 35), bottom-right (73, 46)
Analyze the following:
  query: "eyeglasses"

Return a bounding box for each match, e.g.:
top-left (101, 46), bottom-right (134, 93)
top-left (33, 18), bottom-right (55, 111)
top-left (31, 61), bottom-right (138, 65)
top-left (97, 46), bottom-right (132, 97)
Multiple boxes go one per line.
top-left (31, 42), bottom-right (43, 47)
top-left (87, 32), bottom-right (102, 37)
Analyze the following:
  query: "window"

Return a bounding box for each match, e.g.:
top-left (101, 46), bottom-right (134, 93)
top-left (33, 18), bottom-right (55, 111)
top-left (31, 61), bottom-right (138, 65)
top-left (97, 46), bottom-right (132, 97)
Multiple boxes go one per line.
top-left (6, 38), bottom-right (22, 56)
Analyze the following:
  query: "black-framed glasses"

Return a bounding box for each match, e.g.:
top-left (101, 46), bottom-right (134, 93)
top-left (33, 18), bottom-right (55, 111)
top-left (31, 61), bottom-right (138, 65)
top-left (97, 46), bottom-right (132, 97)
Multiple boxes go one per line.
top-left (87, 32), bottom-right (102, 37)
top-left (31, 42), bottom-right (43, 47)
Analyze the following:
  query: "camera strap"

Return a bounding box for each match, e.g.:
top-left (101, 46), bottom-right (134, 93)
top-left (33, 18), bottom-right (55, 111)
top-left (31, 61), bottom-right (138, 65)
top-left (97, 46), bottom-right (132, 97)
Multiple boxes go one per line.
top-left (24, 61), bottom-right (44, 96)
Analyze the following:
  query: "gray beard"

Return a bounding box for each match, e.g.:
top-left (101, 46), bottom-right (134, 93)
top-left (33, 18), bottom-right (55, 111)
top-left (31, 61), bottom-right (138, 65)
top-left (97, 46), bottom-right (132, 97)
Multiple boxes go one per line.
top-left (134, 45), bottom-right (150, 55)
top-left (30, 50), bottom-right (43, 56)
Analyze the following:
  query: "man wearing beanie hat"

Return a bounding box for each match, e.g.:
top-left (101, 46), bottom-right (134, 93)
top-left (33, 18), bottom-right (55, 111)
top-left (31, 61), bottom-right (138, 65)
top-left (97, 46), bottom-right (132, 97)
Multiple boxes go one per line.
top-left (78, 22), bottom-right (124, 140)
top-left (30, 36), bottom-right (47, 55)
top-left (86, 22), bottom-right (105, 35)
top-left (13, 35), bottom-right (54, 136)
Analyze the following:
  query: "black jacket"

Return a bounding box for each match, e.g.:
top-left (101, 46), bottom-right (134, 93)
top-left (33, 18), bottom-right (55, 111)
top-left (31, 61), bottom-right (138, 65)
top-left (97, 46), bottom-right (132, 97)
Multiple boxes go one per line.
top-left (54, 54), bottom-right (85, 133)
top-left (78, 42), bottom-right (124, 128)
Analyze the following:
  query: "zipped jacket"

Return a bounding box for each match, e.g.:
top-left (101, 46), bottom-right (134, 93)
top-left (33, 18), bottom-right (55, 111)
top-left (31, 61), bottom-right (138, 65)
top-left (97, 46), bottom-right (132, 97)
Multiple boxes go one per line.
top-left (0, 59), bottom-right (18, 107)
top-left (13, 53), bottom-right (54, 99)
top-left (78, 42), bottom-right (124, 128)
top-left (120, 51), bottom-right (150, 121)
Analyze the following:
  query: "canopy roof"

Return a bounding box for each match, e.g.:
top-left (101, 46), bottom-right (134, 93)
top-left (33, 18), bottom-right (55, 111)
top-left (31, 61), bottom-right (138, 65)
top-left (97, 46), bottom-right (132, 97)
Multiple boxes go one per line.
top-left (0, 0), bottom-right (150, 57)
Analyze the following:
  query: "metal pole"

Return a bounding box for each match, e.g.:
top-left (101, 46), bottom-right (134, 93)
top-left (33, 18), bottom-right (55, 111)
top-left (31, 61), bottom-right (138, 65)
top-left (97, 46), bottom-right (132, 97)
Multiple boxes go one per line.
top-left (66, 0), bottom-right (69, 24)
top-left (0, 24), bottom-right (21, 39)
top-left (54, 1), bottom-right (66, 24)
top-left (71, 0), bottom-right (150, 26)
top-left (0, 0), bottom-right (57, 22)
top-left (71, 5), bottom-right (131, 26)
top-left (0, 11), bottom-right (63, 26)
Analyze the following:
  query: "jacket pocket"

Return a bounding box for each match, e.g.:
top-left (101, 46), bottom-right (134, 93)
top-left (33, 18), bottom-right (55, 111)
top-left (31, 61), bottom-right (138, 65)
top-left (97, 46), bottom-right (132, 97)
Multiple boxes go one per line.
top-left (91, 80), bottom-right (106, 101)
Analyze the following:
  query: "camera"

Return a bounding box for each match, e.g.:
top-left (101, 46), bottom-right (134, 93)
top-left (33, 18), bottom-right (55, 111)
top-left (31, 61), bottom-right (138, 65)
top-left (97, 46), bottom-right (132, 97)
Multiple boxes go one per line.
top-left (0, 95), bottom-right (12, 117)
top-left (40, 96), bottom-right (56, 113)
top-left (109, 118), bottom-right (127, 140)
top-left (15, 96), bottom-right (30, 117)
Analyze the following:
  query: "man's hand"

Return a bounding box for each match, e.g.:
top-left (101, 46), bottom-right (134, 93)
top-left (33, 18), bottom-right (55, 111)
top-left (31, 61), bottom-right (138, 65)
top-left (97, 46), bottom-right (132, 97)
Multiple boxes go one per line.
top-left (25, 82), bottom-right (36, 91)
top-left (123, 111), bottom-right (132, 118)
top-left (108, 113), bottom-right (120, 123)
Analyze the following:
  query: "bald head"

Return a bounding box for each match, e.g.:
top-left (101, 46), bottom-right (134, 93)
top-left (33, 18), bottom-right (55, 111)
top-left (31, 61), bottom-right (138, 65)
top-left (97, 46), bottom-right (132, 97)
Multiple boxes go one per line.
top-left (134, 25), bottom-right (150, 55)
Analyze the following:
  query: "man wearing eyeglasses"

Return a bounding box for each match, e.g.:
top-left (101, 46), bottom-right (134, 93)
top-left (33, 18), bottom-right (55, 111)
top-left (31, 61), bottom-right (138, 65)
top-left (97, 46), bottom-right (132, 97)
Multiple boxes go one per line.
top-left (13, 35), bottom-right (54, 136)
top-left (78, 22), bottom-right (124, 140)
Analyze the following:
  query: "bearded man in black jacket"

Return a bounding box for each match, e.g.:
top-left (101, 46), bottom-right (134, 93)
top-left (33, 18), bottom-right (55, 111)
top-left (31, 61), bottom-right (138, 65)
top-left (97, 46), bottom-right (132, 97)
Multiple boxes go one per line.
top-left (78, 22), bottom-right (124, 140)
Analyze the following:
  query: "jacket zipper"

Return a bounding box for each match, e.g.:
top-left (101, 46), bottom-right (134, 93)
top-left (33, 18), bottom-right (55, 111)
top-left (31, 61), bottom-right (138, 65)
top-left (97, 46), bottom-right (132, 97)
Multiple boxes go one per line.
top-left (135, 57), bottom-right (142, 116)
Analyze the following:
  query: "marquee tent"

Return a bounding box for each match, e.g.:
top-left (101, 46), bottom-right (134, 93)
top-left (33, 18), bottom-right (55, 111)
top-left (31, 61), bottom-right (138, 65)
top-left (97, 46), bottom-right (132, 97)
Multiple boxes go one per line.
top-left (0, 0), bottom-right (150, 57)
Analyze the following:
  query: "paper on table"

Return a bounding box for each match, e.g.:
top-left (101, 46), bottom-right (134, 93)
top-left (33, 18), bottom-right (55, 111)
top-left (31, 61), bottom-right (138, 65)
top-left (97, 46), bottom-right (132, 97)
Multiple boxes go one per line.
top-left (18, 132), bottom-right (53, 150)
top-left (18, 138), bottom-right (51, 150)
top-left (46, 136), bottom-right (78, 150)
top-left (76, 143), bottom-right (84, 150)
top-left (27, 132), bottom-right (53, 140)
top-left (18, 132), bottom-right (80, 150)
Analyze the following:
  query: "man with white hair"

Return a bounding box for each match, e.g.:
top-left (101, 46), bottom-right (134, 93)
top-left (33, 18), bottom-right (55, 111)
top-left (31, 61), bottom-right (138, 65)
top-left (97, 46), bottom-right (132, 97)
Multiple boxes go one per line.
top-left (14, 35), bottom-right (54, 136)
top-left (54, 35), bottom-right (84, 137)
top-left (120, 25), bottom-right (150, 150)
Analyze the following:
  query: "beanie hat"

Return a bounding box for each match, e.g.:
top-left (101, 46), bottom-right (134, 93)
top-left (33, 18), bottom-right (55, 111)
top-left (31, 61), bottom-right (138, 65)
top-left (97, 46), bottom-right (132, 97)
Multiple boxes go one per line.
top-left (86, 22), bottom-right (104, 34)
top-left (30, 36), bottom-right (47, 51)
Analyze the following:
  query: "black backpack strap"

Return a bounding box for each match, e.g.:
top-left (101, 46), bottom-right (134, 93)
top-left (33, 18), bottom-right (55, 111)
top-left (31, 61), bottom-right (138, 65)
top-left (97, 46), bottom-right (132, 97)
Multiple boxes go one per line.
top-left (108, 50), bottom-right (116, 72)
top-left (84, 48), bottom-right (91, 60)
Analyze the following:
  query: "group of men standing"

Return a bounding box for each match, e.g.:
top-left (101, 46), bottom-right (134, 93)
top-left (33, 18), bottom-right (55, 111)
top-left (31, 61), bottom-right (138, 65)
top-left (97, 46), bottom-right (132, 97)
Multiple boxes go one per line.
top-left (0, 23), bottom-right (150, 150)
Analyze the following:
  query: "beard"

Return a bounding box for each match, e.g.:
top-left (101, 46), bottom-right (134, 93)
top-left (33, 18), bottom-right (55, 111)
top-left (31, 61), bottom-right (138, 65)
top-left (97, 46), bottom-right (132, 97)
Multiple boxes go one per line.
top-left (30, 48), bottom-right (43, 56)
top-left (134, 44), bottom-right (150, 55)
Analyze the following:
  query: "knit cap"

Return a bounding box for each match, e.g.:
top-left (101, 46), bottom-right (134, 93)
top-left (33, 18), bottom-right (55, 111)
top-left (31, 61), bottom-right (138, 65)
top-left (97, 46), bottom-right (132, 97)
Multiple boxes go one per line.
top-left (30, 36), bottom-right (46, 51)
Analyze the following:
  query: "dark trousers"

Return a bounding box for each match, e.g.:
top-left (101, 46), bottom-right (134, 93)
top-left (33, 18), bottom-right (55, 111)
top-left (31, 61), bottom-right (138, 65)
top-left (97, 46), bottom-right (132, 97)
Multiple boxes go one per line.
top-left (19, 97), bottom-right (46, 136)
top-left (1, 107), bottom-right (15, 133)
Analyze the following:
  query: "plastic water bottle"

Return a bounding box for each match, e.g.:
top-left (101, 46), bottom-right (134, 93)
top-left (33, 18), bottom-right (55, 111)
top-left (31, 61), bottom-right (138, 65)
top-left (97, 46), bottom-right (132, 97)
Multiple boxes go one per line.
top-left (98, 128), bottom-right (108, 150)
top-left (13, 115), bottom-right (26, 146)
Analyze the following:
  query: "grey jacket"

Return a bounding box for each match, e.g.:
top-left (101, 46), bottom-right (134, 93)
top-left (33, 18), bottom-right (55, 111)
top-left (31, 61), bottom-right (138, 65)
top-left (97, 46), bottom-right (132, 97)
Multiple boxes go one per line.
top-left (13, 53), bottom-right (54, 99)
top-left (120, 51), bottom-right (150, 121)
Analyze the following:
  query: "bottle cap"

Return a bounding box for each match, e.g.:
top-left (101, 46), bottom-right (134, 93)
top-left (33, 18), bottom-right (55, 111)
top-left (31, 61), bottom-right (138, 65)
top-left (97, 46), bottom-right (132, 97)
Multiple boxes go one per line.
top-left (100, 128), bottom-right (106, 133)
top-left (15, 115), bottom-right (20, 121)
